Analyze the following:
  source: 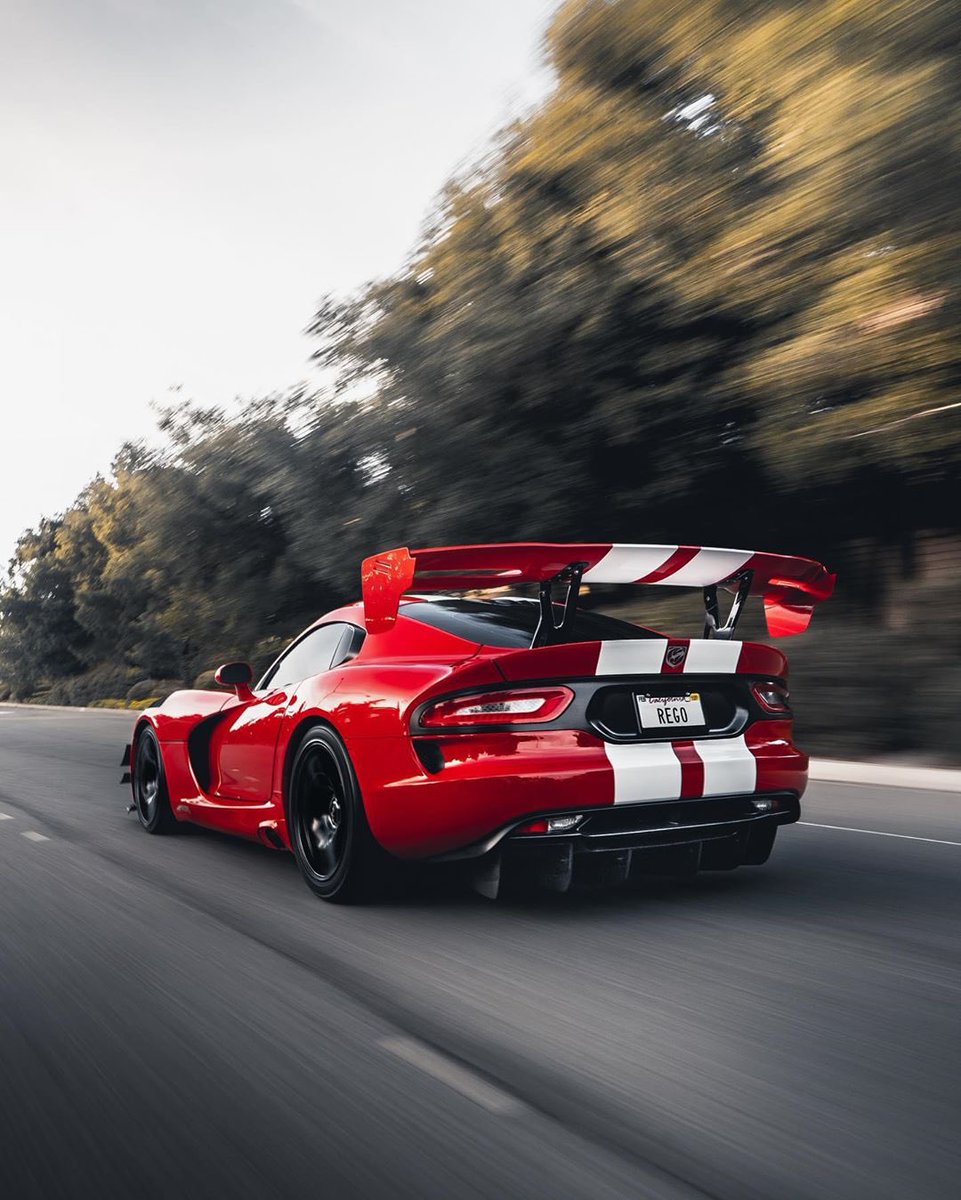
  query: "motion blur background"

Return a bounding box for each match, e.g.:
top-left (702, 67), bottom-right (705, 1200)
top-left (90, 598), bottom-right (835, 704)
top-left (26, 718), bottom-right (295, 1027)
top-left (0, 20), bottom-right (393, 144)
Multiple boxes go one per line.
top-left (2, 0), bottom-right (959, 761)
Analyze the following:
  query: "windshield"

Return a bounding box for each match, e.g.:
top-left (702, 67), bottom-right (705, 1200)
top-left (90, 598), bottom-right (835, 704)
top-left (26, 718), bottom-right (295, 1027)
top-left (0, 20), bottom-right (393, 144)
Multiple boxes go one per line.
top-left (401, 597), bottom-right (662, 649)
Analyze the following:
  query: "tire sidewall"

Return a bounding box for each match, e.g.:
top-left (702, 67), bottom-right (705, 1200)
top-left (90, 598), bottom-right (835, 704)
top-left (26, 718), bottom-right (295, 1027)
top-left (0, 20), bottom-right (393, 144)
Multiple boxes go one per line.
top-left (133, 726), bottom-right (172, 834)
top-left (288, 727), bottom-right (360, 899)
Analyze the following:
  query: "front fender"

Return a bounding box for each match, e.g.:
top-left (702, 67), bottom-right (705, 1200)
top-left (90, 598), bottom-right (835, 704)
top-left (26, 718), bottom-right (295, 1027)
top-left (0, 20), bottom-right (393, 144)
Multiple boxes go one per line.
top-left (142, 689), bottom-right (232, 741)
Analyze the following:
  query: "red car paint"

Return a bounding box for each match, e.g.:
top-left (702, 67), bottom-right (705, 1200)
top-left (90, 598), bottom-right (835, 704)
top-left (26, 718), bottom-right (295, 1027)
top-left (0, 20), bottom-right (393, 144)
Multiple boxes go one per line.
top-left (129, 543), bottom-right (831, 863)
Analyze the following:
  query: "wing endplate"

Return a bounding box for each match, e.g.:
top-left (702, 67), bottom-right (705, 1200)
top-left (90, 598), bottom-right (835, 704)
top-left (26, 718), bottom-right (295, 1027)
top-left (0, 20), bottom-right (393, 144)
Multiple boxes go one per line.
top-left (361, 547), bottom-right (417, 634)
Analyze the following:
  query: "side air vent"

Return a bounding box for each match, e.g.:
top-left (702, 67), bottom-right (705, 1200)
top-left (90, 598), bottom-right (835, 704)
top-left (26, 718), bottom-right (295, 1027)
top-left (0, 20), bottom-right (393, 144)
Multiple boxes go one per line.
top-left (413, 740), bottom-right (445, 774)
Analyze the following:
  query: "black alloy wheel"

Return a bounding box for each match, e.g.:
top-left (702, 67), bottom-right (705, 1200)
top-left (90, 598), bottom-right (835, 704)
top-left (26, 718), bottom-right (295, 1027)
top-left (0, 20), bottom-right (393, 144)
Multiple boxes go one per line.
top-left (287, 726), bottom-right (388, 903)
top-left (133, 726), bottom-right (177, 833)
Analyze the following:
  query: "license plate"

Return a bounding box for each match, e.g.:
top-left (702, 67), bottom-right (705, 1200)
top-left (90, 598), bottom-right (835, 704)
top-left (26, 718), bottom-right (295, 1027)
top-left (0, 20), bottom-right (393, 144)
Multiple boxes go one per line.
top-left (636, 691), bottom-right (706, 730)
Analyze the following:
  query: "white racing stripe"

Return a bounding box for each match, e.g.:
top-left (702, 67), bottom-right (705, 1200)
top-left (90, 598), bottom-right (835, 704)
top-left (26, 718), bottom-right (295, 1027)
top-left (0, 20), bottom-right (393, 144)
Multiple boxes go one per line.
top-left (694, 735), bottom-right (757, 795)
top-left (604, 742), bottom-right (682, 804)
top-left (799, 822), bottom-right (961, 847)
top-left (683, 640), bottom-right (742, 673)
top-left (596, 640), bottom-right (666, 676)
top-left (582, 544), bottom-right (678, 583)
top-left (665, 547), bottom-right (754, 587)
top-left (596, 638), bottom-right (742, 677)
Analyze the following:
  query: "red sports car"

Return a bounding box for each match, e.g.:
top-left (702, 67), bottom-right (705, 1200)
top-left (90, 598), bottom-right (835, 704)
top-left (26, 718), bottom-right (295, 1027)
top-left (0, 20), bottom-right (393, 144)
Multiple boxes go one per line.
top-left (124, 543), bottom-right (834, 901)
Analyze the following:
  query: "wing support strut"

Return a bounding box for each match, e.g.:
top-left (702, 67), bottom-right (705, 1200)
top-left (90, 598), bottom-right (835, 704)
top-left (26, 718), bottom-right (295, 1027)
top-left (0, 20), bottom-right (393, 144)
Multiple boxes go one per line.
top-left (703, 570), bottom-right (754, 640)
top-left (532, 561), bottom-right (588, 648)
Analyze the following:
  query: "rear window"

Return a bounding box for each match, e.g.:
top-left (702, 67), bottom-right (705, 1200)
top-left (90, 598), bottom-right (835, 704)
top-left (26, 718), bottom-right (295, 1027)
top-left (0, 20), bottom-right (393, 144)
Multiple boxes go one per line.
top-left (401, 598), bottom-right (662, 649)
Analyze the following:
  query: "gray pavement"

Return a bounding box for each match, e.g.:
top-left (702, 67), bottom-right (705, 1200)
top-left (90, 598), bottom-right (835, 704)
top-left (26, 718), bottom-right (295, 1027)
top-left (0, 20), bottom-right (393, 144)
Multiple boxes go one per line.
top-left (0, 704), bottom-right (959, 1199)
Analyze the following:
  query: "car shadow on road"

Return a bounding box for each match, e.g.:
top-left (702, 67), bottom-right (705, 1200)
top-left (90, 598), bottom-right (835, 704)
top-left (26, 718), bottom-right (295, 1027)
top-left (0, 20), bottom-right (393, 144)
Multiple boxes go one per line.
top-left (136, 815), bottom-right (950, 932)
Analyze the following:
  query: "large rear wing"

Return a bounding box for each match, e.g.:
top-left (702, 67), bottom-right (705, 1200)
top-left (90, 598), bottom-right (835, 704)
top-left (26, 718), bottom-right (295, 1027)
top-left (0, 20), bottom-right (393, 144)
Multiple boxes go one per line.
top-left (361, 543), bottom-right (835, 640)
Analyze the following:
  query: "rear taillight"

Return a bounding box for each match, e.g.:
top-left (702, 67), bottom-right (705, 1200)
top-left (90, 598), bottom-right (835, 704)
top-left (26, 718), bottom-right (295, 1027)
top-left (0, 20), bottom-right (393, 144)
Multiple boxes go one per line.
top-left (420, 687), bottom-right (574, 728)
top-left (752, 681), bottom-right (791, 713)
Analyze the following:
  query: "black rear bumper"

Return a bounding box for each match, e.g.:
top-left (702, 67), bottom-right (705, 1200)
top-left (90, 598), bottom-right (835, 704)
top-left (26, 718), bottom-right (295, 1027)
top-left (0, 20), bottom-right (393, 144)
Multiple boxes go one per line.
top-left (515, 791), bottom-right (799, 854)
top-left (433, 791), bottom-right (799, 862)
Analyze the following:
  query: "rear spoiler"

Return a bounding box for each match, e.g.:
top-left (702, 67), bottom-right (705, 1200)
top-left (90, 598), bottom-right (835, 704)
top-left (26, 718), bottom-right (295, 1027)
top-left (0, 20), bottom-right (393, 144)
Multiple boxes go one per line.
top-left (361, 543), bottom-right (835, 640)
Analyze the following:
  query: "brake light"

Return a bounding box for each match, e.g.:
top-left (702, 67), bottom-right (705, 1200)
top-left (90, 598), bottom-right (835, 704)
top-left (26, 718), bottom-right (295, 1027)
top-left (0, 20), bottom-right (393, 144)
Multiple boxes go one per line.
top-left (420, 687), bottom-right (574, 728)
top-left (752, 681), bottom-right (790, 713)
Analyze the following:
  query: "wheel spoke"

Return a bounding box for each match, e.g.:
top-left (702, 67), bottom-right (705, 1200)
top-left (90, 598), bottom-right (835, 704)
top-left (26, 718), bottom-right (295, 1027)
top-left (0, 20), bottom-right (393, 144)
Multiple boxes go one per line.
top-left (295, 747), bottom-right (347, 881)
top-left (309, 815), bottom-right (340, 876)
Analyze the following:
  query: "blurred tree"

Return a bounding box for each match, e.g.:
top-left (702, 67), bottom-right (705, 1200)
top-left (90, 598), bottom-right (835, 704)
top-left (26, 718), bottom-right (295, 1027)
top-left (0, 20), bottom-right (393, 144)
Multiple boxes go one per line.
top-left (313, 0), bottom-right (961, 551)
top-left (550, 0), bottom-right (961, 500)
top-left (3, 0), bottom-right (961, 719)
top-left (0, 519), bottom-right (91, 696)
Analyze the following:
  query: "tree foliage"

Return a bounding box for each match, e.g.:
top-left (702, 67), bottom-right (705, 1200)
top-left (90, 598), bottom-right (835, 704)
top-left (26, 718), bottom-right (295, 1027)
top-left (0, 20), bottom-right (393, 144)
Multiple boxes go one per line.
top-left (2, 0), bottom-right (960, 709)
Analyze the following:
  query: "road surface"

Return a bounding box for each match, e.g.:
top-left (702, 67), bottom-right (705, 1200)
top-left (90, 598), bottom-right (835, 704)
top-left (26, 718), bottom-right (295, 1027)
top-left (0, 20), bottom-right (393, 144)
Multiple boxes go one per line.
top-left (0, 704), bottom-right (958, 1199)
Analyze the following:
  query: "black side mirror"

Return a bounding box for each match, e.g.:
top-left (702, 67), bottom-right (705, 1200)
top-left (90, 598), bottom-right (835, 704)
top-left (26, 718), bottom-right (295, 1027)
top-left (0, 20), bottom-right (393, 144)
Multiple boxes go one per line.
top-left (215, 661), bottom-right (255, 699)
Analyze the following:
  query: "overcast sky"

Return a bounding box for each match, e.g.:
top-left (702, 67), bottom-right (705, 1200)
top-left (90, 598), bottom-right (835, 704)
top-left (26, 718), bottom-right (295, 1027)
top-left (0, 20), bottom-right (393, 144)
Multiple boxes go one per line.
top-left (0, 0), bottom-right (554, 562)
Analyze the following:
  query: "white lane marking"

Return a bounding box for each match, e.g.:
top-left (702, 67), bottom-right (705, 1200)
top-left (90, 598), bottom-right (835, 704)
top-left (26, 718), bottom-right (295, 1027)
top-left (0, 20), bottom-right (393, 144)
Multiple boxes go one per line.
top-left (604, 741), bottom-right (681, 804)
top-left (799, 822), bottom-right (961, 848)
top-left (683, 639), bottom-right (741, 673)
top-left (21, 831), bottom-right (50, 843)
top-left (596, 640), bottom-right (666, 675)
top-left (0, 813), bottom-right (12, 821)
top-left (379, 1037), bottom-right (522, 1116)
top-left (695, 735), bottom-right (757, 795)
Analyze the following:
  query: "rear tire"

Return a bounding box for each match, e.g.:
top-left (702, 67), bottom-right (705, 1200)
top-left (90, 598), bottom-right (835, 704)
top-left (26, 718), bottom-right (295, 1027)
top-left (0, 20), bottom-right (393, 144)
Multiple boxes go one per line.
top-left (287, 726), bottom-right (391, 903)
top-left (132, 726), bottom-right (178, 834)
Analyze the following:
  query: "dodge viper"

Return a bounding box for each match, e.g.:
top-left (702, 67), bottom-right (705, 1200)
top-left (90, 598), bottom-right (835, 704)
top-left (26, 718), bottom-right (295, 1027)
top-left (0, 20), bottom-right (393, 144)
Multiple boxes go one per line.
top-left (123, 542), bottom-right (835, 901)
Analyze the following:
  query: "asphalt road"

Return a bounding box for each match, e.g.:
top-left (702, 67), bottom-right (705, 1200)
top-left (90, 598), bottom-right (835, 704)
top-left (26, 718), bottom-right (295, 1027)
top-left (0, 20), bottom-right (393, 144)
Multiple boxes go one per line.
top-left (1, 705), bottom-right (959, 1200)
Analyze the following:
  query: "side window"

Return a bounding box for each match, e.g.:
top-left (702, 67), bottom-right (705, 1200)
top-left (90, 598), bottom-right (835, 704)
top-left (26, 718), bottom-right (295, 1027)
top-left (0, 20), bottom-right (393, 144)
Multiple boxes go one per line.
top-left (261, 624), bottom-right (350, 691)
top-left (332, 624), bottom-right (366, 667)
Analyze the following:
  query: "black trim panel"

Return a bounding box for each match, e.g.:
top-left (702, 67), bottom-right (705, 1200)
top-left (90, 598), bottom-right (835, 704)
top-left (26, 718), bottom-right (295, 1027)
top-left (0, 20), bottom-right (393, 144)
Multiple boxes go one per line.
top-left (429, 791), bottom-right (800, 861)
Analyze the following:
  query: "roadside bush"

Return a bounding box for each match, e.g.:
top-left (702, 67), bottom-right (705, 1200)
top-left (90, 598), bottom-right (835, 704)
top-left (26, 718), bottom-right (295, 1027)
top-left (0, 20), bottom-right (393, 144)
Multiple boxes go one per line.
top-left (192, 669), bottom-right (224, 690)
top-left (788, 603), bottom-right (960, 764)
top-left (191, 636), bottom-right (286, 690)
top-left (920, 663), bottom-right (961, 765)
top-left (44, 664), bottom-right (142, 707)
top-left (252, 635), bottom-right (288, 677)
top-left (126, 678), bottom-right (181, 702)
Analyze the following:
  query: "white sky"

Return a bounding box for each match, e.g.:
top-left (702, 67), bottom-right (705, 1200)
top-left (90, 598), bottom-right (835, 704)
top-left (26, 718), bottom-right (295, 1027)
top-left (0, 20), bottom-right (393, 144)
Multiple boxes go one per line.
top-left (0, 0), bottom-right (555, 563)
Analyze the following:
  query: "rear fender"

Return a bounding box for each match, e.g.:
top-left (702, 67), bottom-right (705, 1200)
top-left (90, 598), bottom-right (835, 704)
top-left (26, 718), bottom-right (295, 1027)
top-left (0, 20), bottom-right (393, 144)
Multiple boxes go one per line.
top-left (316, 658), bottom-right (504, 740)
top-left (274, 658), bottom-right (506, 848)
